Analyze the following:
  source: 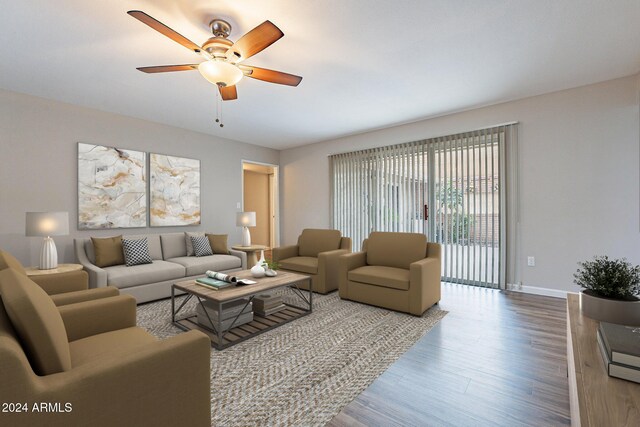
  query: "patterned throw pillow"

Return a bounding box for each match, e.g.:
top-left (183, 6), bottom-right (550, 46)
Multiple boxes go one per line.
top-left (191, 235), bottom-right (213, 257)
top-left (185, 232), bottom-right (205, 256)
top-left (122, 238), bottom-right (153, 266)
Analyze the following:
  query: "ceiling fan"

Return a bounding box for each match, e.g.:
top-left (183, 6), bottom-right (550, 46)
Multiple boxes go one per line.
top-left (127, 10), bottom-right (302, 101)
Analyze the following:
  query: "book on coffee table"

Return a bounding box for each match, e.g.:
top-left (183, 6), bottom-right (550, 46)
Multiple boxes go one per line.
top-left (255, 304), bottom-right (287, 317)
top-left (598, 321), bottom-right (640, 368)
top-left (597, 328), bottom-right (640, 384)
top-left (253, 294), bottom-right (283, 311)
top-left (195, 277), bottom-right (233, 290)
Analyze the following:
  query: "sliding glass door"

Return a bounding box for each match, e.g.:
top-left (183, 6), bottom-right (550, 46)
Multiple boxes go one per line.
top-left (429, 131), bottom-right (501, 288)
top-left (331, 125), bottom-right (512, 288)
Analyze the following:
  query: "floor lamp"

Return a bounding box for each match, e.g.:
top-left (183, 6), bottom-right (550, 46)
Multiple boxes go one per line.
top-left (25, 211), bottom-right (69, 270)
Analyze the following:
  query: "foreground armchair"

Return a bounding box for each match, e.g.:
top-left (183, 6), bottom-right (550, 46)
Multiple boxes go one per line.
top-left (272, 229), bottom-right (351, 294)
top-left (0, 250), bottom-right (118, 306)
top-left (339, 232), bottom-right (441, 315)
top-left (0, 268), bottom-right (211, 427)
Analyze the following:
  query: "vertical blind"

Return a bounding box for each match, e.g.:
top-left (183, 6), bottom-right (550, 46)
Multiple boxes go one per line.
top-left (430, 128), bottom-right (502, 288)
top-left (330, 124), bottom-right (517, 289)
top-left (330, 141), bottom-right (427, 253)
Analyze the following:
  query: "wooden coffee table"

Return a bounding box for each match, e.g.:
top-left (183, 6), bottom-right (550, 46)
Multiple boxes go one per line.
top-left (171, 269), bottom-right (312, 350)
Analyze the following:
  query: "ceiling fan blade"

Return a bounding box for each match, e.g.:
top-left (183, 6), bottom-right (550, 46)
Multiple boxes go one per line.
top-left (226, 21), bottom-right (284, 63)
top-left (240, 65), bottom-right (302, 86)
top-left (128, 10), bottom-right (202, 54)
top-left (137, 64), bottom-right (200, 73)
top-left (219, 85), bottom-right (238, 101)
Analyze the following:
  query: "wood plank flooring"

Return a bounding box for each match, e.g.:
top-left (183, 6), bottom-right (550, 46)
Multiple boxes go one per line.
top-left (329, 283), bottom-right (570, 426)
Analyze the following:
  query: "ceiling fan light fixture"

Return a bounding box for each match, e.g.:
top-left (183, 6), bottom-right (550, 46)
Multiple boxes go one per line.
top-left (198, 61), bottom-right (243, 87)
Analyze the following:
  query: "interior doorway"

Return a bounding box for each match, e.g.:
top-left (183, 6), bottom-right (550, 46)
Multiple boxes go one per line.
top-left (242, 161), bottom-right (279, 253)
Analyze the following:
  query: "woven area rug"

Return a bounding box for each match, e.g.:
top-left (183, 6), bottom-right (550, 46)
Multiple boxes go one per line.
top-left (137, 289), bottom-right (447, 426)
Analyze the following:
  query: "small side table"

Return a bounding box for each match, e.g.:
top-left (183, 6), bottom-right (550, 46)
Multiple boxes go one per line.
top-left (231, 245), bottom-right (268, 267)
top-left (25, 263), bottom-right (83, 276)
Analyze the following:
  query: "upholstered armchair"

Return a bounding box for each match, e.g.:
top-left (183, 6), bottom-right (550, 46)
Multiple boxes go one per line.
top-left (272, 229), bottom-right (352, 294)
top-left (338, 232), bottom-right (441, 315)
top-left (0, 250), bottom-right (118, 306)
top-left (0, 268), bottom-right (211, 427)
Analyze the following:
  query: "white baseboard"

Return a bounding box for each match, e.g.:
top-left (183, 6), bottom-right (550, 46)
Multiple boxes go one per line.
top-left (506, 283), bottom-right (568, 299)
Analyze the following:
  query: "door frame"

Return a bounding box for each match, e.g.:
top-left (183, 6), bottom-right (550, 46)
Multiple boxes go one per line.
top-left (241, 160), bottom-right (280, 248)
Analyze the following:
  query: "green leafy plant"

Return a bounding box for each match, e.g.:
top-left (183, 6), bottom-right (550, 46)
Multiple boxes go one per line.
top-left (435, 182), bottom-right (473, 244)
top-left (573, 256), bottom-right (640, 300)
top-left (262, 259), bottom-right (280, 270)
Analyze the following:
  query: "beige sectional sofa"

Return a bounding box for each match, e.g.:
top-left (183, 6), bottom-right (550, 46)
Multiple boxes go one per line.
top-left (75, 233), bottom-right (246, 303)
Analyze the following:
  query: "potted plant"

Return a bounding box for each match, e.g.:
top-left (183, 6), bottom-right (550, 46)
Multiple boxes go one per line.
top-left (262, 259), bottom-right (279, 277)
top-left (574, 256), bottom-right (640, 325)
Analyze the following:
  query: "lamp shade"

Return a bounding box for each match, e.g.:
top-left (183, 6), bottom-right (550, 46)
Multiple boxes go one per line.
top-left (198, 61), bottom-right (243, 87)
top-left (25, 212), bottom-right (69, 237)
top-left (236, 212), bottom-right (256, 227)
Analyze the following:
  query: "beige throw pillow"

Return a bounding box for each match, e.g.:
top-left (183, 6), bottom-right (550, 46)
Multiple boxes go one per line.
top-left (206, 234), bottom-right (229, 254)
top-left (91, 235), bottom-right (125, 268)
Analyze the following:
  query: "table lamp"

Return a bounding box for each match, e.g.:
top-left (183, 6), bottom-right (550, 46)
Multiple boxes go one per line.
top-left (236, 211), bottom-right (256, 246)
top-left (25, 211), bottom-right (69, 270)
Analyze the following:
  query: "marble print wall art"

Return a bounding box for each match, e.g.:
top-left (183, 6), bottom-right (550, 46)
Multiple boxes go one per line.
top-left (150, 153), bottom-right (201, 226)
top-left (78, 143), bottom-right (147, 229)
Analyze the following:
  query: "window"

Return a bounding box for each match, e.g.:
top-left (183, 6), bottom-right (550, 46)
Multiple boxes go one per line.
top-left (330, 124), bottom-right (518, 288)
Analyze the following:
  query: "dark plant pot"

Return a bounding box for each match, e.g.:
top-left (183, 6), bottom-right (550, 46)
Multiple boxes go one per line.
top-left (580, 290), bottom-right (640, 326)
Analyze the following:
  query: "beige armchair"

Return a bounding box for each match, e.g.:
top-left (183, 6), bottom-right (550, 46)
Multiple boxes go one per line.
top-left (0, 268), bottom-right (211, 427)
top-left (339, 232), bottom-right (441, 315)
top-left (0, 249), bottom-right (118, 306)
top-left (272, 229), bottom-right (352, 294)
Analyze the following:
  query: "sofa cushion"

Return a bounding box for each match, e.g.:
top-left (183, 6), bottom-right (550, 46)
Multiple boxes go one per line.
top-left (348, 265), bottom-right (410, 291)
top-left (167, 255), bottom-right (241, 276)
top-left (160, 233), bottom-right (187, 260)
top-left (297, 229), bottom-right (342, 257)
top-left (122, 238), bottom-right (153, 266)
top-left (126, 234), bottom-right (163, 260)
top-left (104, 260), bottom-right (185, 289)
top-left (70, 326), bottom-right (157, 368)
top-left (85, 234), bottom-right (162, 263)
top-left (91, 235), bottom-right (124, 268)
top-left (206, 234), bottom-right (229, 254)
top-left (0, 268), bottom-right (71, 375)
top-left (0, 250), bottom-right (26, 274)
top-left (366, 232), bottom-right (427, 270)
top-left (191, 235), bottom-right (213, 257)
top-left (279, 256), bottom-right (318, 275)
top-left (185, 232), bottom-right (204, 256)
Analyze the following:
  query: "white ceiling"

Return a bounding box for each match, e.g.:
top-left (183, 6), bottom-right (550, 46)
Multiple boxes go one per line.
top-left (0, 0), bottom-right (639, 149)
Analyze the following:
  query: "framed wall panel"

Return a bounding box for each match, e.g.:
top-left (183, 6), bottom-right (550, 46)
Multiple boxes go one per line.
top-left (78, 143), bottom-right (147, 229)
top-left (150, 153), bottom-right (201, 226)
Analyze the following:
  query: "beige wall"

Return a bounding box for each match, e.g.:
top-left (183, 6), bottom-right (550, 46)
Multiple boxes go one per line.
top-left (280, 74), bottom-right (640, 293)
top-left (243, 170), bottom-right (271, 246)
top-left (0, 89), bottom-right (279, 266)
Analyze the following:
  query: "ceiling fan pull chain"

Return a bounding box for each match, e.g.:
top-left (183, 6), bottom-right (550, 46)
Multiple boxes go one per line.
top-left (215, 90), bottom-right (219, 123)
top-left (215, 88), bottom-right (224, 128)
